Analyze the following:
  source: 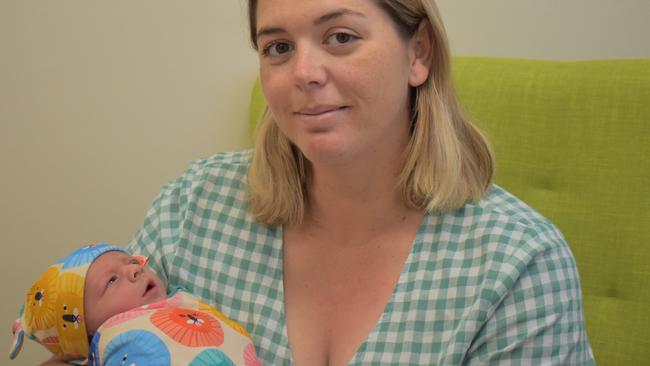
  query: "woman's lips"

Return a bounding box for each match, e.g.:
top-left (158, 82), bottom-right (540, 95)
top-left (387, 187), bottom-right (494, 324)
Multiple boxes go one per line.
top-left (296, 105), bottom-right (348, 116)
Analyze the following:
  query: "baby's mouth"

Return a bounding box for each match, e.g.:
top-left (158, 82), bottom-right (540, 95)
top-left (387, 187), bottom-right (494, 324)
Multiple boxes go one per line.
top-left (143, 281), bottom-right (156, 297)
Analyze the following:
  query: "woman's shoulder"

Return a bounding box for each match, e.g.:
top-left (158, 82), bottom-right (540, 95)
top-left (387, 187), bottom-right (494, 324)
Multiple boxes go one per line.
top-left (429, 184), bottom-right (569, 256)
top-left (419, 185), bottom-right (582, 309)
top-left (159, 150), bottom-right (252, 198)
top-left (179, 149), bottom-right (252, 182)
top-left (197, 149), bottom-right (253, 168)
top-left (478, 184), bottom-right (554, 231)
top-left (132, 149), bottom-right (254, 244)
top-left (464, 185), bottom-right (576, 277)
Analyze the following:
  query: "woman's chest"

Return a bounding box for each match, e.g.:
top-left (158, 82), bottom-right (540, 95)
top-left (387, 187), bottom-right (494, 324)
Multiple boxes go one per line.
top-left (282, 234), bottom-right (415, 366)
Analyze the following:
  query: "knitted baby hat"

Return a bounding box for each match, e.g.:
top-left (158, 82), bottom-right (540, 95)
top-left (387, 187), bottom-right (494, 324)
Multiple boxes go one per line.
top-left (9, 244), bottom-right (128, 360)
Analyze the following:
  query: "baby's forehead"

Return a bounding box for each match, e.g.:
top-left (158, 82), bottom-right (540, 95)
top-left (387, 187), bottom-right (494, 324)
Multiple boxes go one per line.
top-left (89, 250), bottom-right (133, 271)
top-left (97, 250), bottom-right (131, 262)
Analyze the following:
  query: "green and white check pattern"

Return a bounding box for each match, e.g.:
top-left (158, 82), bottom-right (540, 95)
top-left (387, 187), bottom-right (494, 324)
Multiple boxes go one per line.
top-left (128, 150), bottom-right (594, 365)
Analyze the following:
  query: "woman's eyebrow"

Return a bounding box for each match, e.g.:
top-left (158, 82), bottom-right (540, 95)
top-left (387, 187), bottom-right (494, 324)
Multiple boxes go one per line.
top-left (256, 26), bottom-right (285, 41)
top-left (256, 8), bottom-right (366, 41)
top-left (314, 8), bottom-right (366, 26)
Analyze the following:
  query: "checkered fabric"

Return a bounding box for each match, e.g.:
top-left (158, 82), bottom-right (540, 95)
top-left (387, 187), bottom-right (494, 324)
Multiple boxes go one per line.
top-left (128, 150), bottom-right (594, 365)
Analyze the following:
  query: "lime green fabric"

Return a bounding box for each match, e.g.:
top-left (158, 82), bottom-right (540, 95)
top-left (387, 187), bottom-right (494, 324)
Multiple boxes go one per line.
top-left (248, 57), bottom-right (650, 365)
top-left (452, 58), bottom-right (650, 366)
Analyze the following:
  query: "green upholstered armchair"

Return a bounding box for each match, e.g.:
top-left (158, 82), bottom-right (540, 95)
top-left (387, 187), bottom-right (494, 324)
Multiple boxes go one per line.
top-left (249, 57), bottom-right (650, 365)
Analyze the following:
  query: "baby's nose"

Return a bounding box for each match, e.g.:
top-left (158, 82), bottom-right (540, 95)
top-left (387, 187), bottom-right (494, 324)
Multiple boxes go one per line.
top-left (128, 264), bottom-right (143, 281)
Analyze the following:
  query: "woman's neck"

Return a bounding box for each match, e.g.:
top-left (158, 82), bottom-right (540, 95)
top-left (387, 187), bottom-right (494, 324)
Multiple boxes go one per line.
top-left (300, 149), bottom-right (419, 243)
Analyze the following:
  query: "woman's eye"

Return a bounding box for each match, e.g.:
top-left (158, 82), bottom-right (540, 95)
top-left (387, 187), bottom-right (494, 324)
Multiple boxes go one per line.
top-left (325, 32), bottom-right (358, 45)
top-left (130, 258), bottom-right (140, 265)
top-left (262, 41), bottom-right (293, 57)
top-left (106, 276), bottom-right (117, 288)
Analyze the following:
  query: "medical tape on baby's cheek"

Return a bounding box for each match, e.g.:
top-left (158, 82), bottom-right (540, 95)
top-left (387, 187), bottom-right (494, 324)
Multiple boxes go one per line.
top-left (133, 255), bottom-right (149, 266)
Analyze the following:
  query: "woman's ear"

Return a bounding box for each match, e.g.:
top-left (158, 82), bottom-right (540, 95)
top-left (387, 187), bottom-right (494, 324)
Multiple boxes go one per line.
top-left (408, 20), bottom-right (433, 87)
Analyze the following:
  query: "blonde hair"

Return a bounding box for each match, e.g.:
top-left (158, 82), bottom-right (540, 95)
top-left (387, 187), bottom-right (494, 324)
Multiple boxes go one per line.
top-left (247, 0), bottom-right (494, 226)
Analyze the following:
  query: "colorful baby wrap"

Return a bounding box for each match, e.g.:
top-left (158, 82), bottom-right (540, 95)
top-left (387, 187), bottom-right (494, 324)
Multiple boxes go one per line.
top-left (89, 290), bottom-right (260, 366)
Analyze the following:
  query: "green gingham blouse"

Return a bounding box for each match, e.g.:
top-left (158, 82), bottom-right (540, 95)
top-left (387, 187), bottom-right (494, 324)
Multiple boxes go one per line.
top-left (128, 150), bottom-right (595, 365)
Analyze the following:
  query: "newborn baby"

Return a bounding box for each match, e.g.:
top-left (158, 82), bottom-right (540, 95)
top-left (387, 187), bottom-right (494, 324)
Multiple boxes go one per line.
top-left (10, 244), bottom-right (260, 365)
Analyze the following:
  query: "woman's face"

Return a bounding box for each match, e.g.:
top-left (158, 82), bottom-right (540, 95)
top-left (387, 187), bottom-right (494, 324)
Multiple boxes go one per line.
top-left (256, 0), bottom-right (428, 165)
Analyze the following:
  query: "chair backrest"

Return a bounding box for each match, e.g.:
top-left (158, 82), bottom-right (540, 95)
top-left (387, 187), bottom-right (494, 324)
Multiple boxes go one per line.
top-left (453, 57), bottom-right (650, 365)
top-left (249, 57), bottom-right (650, 365)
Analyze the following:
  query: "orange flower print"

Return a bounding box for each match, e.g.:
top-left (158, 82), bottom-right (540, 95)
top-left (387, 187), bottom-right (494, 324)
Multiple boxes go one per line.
top-left (24, 266), bottom-right (59, 331)
top-left (151, 308), bottom-right (224, 347)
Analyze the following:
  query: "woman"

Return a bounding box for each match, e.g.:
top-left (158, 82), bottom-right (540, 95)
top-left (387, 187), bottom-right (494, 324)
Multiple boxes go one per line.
top-left (42, 0), bottom-right (594, 365)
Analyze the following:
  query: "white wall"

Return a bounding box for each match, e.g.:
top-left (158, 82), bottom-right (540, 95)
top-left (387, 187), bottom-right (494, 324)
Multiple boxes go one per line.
top-left (1, 1), bottom-right (648, 364)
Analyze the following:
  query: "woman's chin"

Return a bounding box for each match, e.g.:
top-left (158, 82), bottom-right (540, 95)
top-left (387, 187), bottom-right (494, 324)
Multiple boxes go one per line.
top-left (298, 139), bottom-right (353, 164)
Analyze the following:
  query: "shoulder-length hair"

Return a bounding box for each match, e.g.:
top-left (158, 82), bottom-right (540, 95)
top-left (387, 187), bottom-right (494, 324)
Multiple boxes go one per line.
top-left (246, 0), bottom-right (494, 226)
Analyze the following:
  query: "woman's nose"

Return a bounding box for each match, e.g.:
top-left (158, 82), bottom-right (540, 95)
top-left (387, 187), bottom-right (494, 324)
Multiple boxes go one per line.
top-left (292, 46), bottom-right (327, 90)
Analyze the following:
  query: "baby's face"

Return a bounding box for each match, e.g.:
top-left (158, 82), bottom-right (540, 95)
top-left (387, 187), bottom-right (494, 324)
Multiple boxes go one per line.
top-left (84, 251), bottom-right (166, 334)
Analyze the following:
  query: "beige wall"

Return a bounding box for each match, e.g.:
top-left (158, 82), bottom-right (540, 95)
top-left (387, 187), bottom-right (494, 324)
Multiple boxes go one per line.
top-left (1, 1), bottom-right (258, 364)
top-left (1, 1), bottom-right (648, 364)
top-left (438, 0), bottom-right (650, 59)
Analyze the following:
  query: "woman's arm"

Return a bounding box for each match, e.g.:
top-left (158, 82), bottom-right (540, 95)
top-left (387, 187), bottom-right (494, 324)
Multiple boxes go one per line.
top-left (464, 226), bottom-right (595, 365)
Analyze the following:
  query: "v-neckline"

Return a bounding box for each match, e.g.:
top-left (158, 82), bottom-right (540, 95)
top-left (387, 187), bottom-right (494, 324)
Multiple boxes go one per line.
top-left (274, 211), bottom-right (431, 365)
